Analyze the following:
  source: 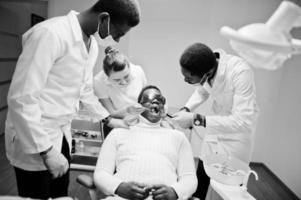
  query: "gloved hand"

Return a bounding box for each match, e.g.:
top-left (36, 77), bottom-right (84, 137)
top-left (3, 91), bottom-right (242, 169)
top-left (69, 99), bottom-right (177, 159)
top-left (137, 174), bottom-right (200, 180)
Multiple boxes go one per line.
top-left (124, 115), bottom-right (140, 126)
top-left (107, 118), bottom-right (129, 129)
top-left (126, 104), bottom-right (146, 115)
top-left (115, 181), bottom-right (150, 200)
top-left (150, 184), bottom-right (178, 200)
top-left (41, 147), bottom-right (69, 178)
top-left (171, 111), bottom-right (194, 129)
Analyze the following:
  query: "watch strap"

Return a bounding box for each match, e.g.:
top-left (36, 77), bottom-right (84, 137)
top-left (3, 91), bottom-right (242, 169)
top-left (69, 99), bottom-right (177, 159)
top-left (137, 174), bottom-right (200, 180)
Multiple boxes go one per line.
top-left (102, 115), bottom-right (112, 125)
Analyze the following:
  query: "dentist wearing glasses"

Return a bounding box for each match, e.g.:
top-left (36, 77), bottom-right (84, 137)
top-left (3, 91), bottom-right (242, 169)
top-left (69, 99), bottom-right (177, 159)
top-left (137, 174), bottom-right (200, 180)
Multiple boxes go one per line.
top-left (172, 43), bottom-right (259, 200)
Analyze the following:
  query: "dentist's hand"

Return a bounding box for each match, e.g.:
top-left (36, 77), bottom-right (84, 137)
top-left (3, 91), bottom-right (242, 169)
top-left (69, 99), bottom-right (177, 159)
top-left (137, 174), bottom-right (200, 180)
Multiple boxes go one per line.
top-left (41, 147), bottom-right (69, 178)
top-left (124, 114), bottom-right (140, 126)
top-left (151, 184), bottom-right (178, 200)
top-left (107, 118), bottom-right (129, 129)
top-left (126, 104), bottom-right (146, 115)
top-left (171, 111), bottom-right (194, 129)
top-left (115, 181), bottom-right (150, 200)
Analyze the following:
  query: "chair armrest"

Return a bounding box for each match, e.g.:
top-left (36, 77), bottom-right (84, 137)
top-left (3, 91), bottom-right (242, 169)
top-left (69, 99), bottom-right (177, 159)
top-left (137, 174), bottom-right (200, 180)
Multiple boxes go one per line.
top-left (76, 174), bottom-right (96, 189)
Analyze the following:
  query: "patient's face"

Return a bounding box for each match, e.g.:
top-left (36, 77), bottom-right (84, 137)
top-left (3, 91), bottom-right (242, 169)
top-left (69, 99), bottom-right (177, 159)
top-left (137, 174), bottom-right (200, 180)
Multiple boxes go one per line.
top-left (139, 88), bottom-right (166, 123)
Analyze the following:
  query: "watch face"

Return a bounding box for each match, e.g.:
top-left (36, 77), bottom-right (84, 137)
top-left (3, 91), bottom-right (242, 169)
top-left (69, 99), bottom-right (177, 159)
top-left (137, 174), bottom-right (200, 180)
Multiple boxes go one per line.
top-left (194, 119), bottom-right (201, 126)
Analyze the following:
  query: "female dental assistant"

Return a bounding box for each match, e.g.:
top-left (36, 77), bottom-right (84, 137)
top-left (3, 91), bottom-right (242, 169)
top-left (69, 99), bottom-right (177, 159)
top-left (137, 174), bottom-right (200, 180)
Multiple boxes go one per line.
top-left (94, 47), bottom-right (147, 134)
top-left (172, 43), bottom-right (259, 200)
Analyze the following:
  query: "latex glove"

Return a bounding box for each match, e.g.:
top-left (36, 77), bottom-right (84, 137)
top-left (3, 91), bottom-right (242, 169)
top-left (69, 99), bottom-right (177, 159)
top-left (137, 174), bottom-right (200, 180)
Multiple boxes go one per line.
top-left (124, 115), bottom-right (139, 126)
top-left (150, 184), bottom-right (178, 200)
top-left (126, 104), bottom-right (146, 115)
top-left (107, 118), bottom-right (129, 129)
top-left (41, 147), bottom-right (69, 178)
top-left (115, 181), bottom-right (150, 200)
top-left (171, 111), bottom-right (194, 129)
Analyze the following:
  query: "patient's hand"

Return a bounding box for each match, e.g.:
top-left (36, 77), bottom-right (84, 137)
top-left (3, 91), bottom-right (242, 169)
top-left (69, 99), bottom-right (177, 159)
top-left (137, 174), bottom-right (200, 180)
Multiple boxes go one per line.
top-left (115, 181), bottom-right (149, 200)
top-left (151, 184), bottom-right (178, 200)
top-left (126, 104), bottom-right (146, 115)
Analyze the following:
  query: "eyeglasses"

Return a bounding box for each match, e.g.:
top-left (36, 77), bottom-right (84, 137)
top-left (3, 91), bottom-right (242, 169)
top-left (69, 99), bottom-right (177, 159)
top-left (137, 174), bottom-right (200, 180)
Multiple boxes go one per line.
top-left (140, 94), bottom-right (166, 105)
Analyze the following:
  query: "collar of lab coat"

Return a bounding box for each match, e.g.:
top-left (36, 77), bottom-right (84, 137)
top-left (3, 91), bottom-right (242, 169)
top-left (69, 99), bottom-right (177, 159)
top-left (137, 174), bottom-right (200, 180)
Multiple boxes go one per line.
top-left (67, 10), bottom-right (84, 43)
top-left (211, 49), bottom-right (228, 91)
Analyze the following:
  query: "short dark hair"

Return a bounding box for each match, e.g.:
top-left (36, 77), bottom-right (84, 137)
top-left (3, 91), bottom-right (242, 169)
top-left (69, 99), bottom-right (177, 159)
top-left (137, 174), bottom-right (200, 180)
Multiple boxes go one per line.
top-left (138, 85), bottom-right (161, 103)
top-left (91, 0), bottom-right (140, 27)
top-left (180, 43), bottom-right (217, 77)
top-left (103, 47), bottom-right (129, 76)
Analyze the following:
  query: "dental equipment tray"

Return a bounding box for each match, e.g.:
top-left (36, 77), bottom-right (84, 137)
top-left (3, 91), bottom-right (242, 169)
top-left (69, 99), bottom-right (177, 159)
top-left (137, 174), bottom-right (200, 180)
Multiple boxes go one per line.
top-left (70, 112), bottom-right (104, 171)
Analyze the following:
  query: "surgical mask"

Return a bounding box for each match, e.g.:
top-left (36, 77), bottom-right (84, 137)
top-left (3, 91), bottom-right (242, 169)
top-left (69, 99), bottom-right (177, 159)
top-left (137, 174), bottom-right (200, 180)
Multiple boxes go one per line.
top-left (111, 79), bottom-right (131, 88)
top-left (191, 70), bottom-right (213, 94)
top-left (94, 16), bottom-right (117, 47)
top-left (192, 79), bottom-right (212, 94)
top-left (202, 81), bottom-right (212, 94)
top-left (109, 74), bottom-right (133, 88)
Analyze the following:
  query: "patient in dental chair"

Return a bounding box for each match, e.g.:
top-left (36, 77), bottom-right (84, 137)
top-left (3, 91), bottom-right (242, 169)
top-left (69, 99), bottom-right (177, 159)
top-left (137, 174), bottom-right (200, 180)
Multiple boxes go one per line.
top-left (94, 85), bottom-right (197, 200)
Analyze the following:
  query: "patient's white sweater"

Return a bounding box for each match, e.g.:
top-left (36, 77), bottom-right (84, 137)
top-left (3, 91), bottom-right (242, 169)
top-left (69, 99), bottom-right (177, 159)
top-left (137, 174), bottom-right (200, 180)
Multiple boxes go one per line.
top-left (94, 117), bottom-right (197, 200)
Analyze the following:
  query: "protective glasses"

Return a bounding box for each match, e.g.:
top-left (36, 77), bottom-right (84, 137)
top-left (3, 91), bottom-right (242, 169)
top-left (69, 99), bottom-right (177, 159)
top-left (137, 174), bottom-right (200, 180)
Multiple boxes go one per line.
top-left (140, 93), bottom-right (166, 105)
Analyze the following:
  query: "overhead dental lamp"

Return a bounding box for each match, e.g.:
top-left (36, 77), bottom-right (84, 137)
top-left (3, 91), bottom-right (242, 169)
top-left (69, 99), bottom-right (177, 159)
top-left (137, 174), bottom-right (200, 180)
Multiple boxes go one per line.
top-left (220, 1), bottom-right (301, 70)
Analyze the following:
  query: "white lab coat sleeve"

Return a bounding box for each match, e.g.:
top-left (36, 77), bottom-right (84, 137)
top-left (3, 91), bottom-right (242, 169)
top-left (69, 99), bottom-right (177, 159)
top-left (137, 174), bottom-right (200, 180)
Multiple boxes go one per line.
top-left (7, 27), bottom-right (61, 154)
top-left (80, 72), bottom-right (109, 120)
top-left (206, 68), bottom-right (257, 134)
top-left (93, 130), bottom-right (123, 195)
top-left (170, 134), bottom-right (198, 200)
top-left (93, 72), bottom-right (110, 99)
top-left (185, 87), bottom-right (210, 111)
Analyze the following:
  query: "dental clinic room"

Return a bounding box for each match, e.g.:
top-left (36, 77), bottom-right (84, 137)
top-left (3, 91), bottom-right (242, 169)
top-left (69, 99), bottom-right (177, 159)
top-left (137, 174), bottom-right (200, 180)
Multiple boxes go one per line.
top-left (0, 0), bottom-right (301, 200)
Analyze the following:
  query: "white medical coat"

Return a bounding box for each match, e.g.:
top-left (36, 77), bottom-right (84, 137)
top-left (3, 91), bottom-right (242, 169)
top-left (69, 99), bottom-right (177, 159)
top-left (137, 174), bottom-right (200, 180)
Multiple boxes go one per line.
top-left (186, 49), bottom-right (259, 163)
top-left (5, 11), bottom-right (109, 170)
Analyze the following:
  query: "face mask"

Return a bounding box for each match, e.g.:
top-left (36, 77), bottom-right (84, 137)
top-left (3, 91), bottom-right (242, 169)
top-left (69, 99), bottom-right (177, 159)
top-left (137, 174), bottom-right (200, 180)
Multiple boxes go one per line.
top-left (190, 73), bottom-right (208, 86)
top-left (109, 74), bottom-right (133, 88)
top-left (191, 76), bottom-right (212, 94)
top-left (202, 81), bottom-right (212, 94)
top-left (94, 15), bottom-right (117, 47)
top-left (111, 80), bottom-right (131, 88)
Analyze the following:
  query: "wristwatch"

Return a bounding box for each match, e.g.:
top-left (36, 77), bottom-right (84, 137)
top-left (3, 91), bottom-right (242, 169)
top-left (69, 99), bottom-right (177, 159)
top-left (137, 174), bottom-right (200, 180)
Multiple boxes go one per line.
top-left (193, 114), bottom-right (206, 127)
top-left (101, 115), bottom-right (112, 126)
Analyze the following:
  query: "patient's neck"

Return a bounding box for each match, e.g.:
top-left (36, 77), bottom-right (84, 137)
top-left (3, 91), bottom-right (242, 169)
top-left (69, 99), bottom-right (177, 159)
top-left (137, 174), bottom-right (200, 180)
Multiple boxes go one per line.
top-left (137, 115), bottom-right (161, 128)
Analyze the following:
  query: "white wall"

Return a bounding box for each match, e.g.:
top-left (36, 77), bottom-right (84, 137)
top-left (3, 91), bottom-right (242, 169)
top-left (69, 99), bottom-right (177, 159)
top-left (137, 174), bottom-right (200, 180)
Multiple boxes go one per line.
top-left (48, 0), bottom-right (301, 197)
